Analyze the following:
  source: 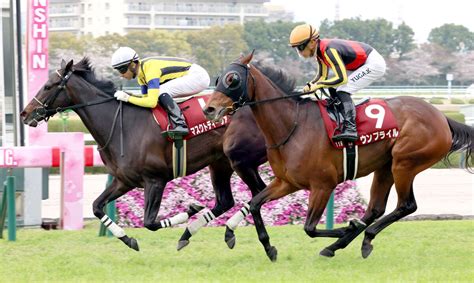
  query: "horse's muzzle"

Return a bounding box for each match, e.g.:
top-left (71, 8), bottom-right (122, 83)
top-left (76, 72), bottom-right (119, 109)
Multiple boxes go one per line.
top-left (20, 109), bottom-right (40, 127)
top-left (203, 106), bottom-right (228, 122)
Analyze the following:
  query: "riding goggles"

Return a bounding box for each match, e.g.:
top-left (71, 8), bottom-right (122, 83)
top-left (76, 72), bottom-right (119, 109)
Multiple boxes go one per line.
top-left (295, 39), bottom-right (310, 51)
top-left (115, 64), bottom-right (130, 74)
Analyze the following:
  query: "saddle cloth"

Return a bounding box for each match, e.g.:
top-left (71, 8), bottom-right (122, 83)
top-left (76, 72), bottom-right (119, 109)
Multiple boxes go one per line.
top-left (317, 98), bottom-right (399, 149)
top-left (152, 95), bottom-right (230, 140)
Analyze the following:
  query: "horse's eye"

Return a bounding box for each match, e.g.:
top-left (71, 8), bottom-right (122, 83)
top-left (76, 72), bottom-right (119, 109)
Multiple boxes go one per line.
top-left (44, 85), bottom-right (51, 91)
top-left (228, 74), bottom-right (240, 89)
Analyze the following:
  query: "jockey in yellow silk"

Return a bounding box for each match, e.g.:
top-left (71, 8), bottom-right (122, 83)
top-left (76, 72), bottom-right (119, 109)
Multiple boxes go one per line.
top-left (289, 24), bottom-right (386, 142)
top-left (111, 47), bottom-right (210, 136)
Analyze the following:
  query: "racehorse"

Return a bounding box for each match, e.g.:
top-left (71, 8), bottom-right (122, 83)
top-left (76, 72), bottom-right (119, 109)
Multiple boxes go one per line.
top-left (203, 52), bottom-right (473, 261)
top-left (20, 58), bottom-right (268, 251)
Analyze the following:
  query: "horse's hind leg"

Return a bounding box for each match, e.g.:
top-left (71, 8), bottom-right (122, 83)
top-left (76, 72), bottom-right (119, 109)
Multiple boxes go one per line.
top-left (142, 178), bottom-right (167, 232)
top-left (177, 158), bottom-right (234, 250)
top-left (92, 178), bottom-right (139, 251)
top-left (320, 162), bottom-right (394, 257)
top-left (361, 171), bottom-right (417, 258)
top-left (224, 165), bottom-right (266, 249)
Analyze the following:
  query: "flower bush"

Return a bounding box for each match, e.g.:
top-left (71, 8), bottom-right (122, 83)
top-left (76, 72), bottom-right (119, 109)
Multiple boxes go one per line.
top-left (116, 163), bottom-right (366, 227)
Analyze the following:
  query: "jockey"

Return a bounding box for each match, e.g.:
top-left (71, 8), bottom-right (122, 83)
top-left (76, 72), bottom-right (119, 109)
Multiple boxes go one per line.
top-left (289, 24), bottom-right (386, 142)
top-left (111, 46), bottom-right (210, 136)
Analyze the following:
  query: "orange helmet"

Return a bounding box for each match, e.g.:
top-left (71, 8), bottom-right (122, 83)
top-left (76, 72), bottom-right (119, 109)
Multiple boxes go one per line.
top-left (289, 24), bottom-right (319, 47)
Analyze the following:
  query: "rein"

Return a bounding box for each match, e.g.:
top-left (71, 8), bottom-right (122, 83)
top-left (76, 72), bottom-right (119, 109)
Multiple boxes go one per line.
top-left (221, 63), bottom-right (325, 149)
top-left (35, 68), bottom-right (124, 155)
top-left (96, 101), bottom-right (124, 157)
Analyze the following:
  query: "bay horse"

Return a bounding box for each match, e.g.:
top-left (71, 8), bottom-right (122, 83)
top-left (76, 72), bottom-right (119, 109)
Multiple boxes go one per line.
top-left (203, 52), bottom-right (473, 261)
top-left (20, 58), bottom-right (267, 251)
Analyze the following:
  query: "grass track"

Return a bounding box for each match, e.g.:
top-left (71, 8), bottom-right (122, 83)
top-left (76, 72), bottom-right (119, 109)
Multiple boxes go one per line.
top-left (1, 220), bottom-right (473, 282)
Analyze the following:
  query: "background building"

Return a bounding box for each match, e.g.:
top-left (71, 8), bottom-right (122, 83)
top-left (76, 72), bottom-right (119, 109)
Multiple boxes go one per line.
top-left (48, 0), bottom-right (291, 37)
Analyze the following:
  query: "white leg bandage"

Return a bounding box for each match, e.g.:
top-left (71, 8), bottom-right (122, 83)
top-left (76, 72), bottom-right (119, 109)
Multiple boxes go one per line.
top-left (160, 212), bottom-right (189, 228)
top-left (226, 203), bottom-right (250, 231)
top-left (187, 210), bottom-right (215, 235)
top-left (101, 215), bottom-right (125, 238)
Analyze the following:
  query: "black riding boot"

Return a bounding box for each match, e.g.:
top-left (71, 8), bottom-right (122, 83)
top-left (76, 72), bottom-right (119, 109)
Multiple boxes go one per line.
top-left (158, 93), bottom-right (189, 136)
top-left (332, 91), bottom-right (358, 142)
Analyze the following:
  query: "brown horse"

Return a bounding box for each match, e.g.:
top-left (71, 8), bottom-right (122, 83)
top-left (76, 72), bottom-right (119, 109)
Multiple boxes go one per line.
top-left (20, 58), bottom-right (267, 251)
top-left (203, 52), bottom-right (473, 261)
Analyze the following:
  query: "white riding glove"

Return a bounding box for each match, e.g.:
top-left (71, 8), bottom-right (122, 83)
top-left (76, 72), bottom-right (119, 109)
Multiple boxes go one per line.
top-left (114, 91), bottom-right (130, 102)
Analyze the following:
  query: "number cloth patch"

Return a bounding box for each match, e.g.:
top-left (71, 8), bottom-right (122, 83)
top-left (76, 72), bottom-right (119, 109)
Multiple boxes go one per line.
top-left (152, 95), bottom-right (230, 140)
top-left (317, 98), bottom-right (399, 149)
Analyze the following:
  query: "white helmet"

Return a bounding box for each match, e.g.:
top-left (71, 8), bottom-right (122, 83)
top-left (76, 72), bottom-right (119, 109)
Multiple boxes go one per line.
top-left (111, 46), bottom-right (139, 68)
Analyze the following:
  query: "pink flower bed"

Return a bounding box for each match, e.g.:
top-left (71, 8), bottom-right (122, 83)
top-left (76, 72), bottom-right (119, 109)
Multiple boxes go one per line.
top-left (116, 164), bottom-right (366, 227)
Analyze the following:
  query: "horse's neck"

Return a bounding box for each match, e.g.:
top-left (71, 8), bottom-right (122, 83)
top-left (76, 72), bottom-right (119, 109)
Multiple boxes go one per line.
top-left (251, 81), bottom-right (306, 148)
top-left (70, 86), bottom-right (128, 151)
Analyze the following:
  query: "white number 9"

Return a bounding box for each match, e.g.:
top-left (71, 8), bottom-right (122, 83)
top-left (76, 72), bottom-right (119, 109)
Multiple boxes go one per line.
top-left (365, 104), bottom-right (385, 129)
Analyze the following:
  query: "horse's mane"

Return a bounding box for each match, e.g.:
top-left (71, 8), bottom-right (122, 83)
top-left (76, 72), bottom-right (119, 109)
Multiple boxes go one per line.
top-left (252, 60), bottom-right (297, 95)
top-left (73, 57), bottom-right (116, 96)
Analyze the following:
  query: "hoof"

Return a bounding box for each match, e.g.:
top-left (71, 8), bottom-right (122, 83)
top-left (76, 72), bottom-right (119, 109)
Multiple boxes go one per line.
top-left (225, 226), bottom-right (236, 249)
top-left (361, 243), bottom-right (373, 258)
top-left (177, 240), bottom-right (190, 251)
top-left (226, 235), bottom-right (236, 249)
top-left (128, 237), bottom-right (140, 251)
top-left (266, 246), bottom-right (278, 262)
top-left (319, 248), bottom-right (335, 257)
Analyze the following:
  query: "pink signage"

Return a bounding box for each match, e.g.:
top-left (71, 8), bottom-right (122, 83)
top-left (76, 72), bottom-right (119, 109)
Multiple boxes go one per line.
top-left (26, 0), bottom-right (85, 230)
top-left (27, 0), bottom-right (49, 140)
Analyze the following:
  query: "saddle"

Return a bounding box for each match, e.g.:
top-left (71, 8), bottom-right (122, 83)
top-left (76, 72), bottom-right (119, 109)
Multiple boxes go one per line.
top-left (317, 89), bottom-right (399, 180)
top-left (152, 94), bottom-right (231, 178)
top-left (317, 90), bottom-right (399, 149)
top-left (152, 95), bottom-right (230, 140)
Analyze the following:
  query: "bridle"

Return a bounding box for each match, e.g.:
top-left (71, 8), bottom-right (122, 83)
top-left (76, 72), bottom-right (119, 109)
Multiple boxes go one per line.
top-left (31, 69), bottom-right (74, 122)
top-left (32, 69), bottom-right (116, 122)
top-left (31, 68), bottom-right (122, 154)
top-left (216, 62), bottom-right (316, 149)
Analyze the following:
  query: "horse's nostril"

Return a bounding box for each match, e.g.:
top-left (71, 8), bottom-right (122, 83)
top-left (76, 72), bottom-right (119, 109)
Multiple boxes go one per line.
top-left (204, 107), bottom-right (215, 115)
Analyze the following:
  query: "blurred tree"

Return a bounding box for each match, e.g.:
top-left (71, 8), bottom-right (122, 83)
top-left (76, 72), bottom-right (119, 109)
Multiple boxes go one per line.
top-left (392, 22), bottom-right (416, 59)
top-left (452, 51), bottom-right (474, 85)
top-left (94, 33), bottom-right (127, 56)
top-left (122, 30), bottom-right (192, 58)
top-left (385, 50), bottom-right (440, 85)
top-left (186, 25), bottom-right (248, 81)
top-left (49, 32), bottom-right (94, 56)
top-left (319, 18), bottom-right (396, 57)
top-left (428, 24), bottom-right (474, 51)
top-left (243, 19), bottom-right (303, 62)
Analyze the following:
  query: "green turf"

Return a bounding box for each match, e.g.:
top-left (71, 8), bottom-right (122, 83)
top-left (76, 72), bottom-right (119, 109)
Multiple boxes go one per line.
top-left (1, 220), bottom-right (473, 282)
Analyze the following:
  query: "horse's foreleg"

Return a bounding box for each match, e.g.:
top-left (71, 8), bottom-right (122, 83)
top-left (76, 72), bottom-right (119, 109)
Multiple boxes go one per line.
top-left (321, 163), bottom-right (394, 257)
top-left (250, 178), bottom-right (299, 262)
top-left (224, 203), bottom-right (250, 249)
top-left (224, 165), bottom-right (266, 249)
top-left (92, 179), bottom-right (138, 251)
top-left (177, 160), bottom-right (234, 251)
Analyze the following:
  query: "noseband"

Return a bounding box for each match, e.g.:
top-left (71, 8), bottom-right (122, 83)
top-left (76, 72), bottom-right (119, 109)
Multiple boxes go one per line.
top-left (32, 69), bottom-right (74, 122)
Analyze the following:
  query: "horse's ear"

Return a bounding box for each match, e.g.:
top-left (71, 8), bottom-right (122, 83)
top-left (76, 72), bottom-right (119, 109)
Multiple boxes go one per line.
top-left (60, 59), bottom-right (66, 69)
top-left (65, 60), bottom-right (74, 72)
top-left (240, 50), bottom-right (255, 65)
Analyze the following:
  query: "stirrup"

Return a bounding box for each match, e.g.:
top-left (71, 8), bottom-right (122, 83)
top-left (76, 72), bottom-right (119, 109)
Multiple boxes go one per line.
top-left (161, 125), bottom-right (189, 138)
top-left (332, 132), bottom-right (358, 142)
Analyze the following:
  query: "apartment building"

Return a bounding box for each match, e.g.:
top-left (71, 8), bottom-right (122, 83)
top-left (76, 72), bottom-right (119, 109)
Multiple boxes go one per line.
top-left (49, 0), bottom-right (280, 37)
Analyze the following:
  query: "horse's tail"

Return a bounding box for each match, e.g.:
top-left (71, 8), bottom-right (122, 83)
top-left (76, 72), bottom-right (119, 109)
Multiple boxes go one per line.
top-left (445, 117), bottom-right (474, 172)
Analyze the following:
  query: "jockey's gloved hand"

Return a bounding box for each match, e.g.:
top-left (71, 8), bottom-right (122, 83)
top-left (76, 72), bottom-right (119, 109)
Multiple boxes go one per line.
top-left (303, 82), bottom-right (321, 93)
top-left (114, 90), bottom-right (130, 102)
